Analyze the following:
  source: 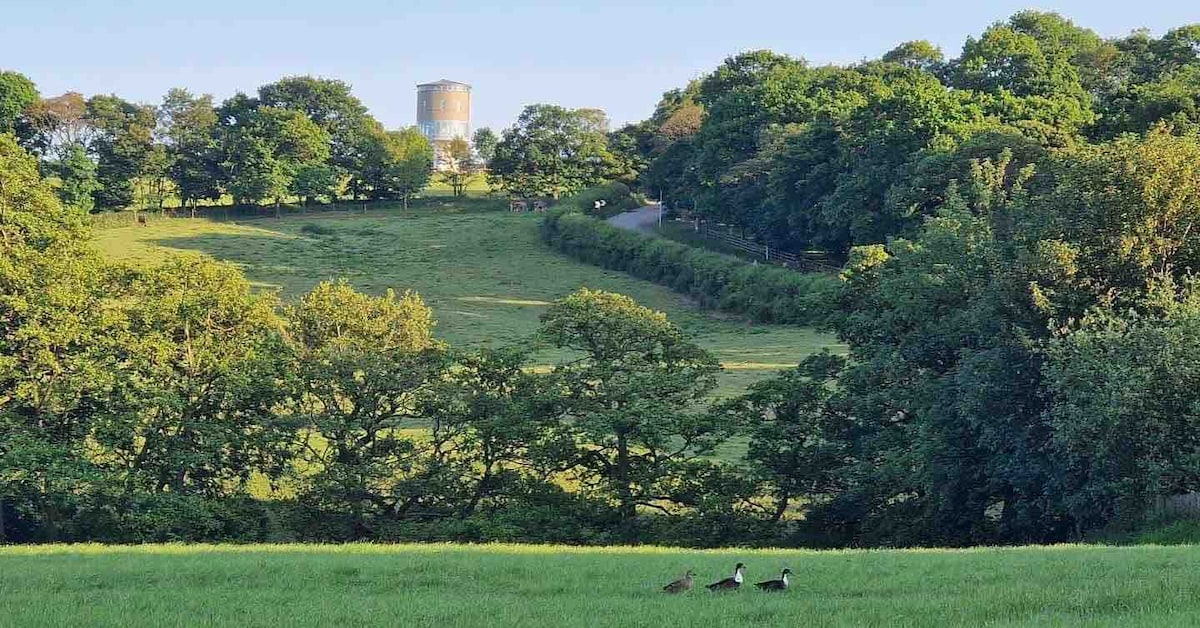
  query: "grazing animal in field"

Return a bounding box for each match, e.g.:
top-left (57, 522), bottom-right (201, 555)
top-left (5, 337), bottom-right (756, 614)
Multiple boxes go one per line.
top-left (662, 570), bottom-right (695, 594)
top-left (706, 563), bottom-right (745, 592)
top-left (755, 568), bottom-right (791, 592)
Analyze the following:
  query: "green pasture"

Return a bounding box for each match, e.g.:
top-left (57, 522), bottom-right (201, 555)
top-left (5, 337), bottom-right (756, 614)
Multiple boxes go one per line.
top-left (94, 200), bottom-right (840, 396)
top-left (2, 542), bottom-right (1198, 627)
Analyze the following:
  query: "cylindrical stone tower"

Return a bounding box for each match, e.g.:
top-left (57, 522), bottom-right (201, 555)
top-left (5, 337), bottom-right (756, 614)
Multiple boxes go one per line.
top-left (416, 79), bottom-right (471, 168)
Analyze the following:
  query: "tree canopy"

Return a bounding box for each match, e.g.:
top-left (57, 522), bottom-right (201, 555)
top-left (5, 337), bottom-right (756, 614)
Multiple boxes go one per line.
top-left (489, 104), bottom-right (620, 198)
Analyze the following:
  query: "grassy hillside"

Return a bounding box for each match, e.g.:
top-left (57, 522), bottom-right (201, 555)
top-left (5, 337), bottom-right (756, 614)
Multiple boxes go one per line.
top-left (3, 542), bottom-right (1197, 627)
top-left (94, 202), bottom-right (840, 395)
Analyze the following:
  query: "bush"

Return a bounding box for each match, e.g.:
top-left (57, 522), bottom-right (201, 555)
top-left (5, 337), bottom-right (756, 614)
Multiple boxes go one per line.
top-left (540, 211), bottom-right (838, 326)
top-left (54, 493), bottom-right (291, 544)
top-left (559, 182), bottom-right (643, 219)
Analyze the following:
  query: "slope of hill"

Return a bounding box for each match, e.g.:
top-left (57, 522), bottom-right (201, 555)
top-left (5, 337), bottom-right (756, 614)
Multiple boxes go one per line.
top-left (94, 203), bottom-right (841, 395)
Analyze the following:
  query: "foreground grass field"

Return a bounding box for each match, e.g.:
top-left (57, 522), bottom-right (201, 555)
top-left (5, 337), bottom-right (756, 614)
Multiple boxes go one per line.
top-left (95, 201), bottom-right (840, 395)
top-left (2, 543), bottom-right (1198, 627)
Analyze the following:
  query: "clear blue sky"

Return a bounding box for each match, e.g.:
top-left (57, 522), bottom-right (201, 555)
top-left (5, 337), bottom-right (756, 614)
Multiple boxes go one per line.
top-left (2, 1), bottom-right (1195, 133)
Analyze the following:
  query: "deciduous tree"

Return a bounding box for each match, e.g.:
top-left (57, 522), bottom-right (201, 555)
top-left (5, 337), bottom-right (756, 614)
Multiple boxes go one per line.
top-left (438, 137), bottom-right (479, 196)
top-left (0, 71), bottom-right (38, 139)
top-left (0, 134), bottom-right (107, 541)
top-left (159, 88), bottom-right (222, 212)
top-left (489, 105), bottom-right (619, 199)
top-left (287, 281), bottom-right (446, 528)
top-left (46, 143), bottom-right (99, 212)
top-left (90, 257), bottom-right (293, 497)
top-left (540, 289), bottom-right (729, 520)
top-left (85, 95), bottom-right (155, 209)
top-left (471, 126), bottom-right (498, 166)
top-left (720, 352), bottom-right (849, 522)
top-left (353, 126), bottom-right (432, 206)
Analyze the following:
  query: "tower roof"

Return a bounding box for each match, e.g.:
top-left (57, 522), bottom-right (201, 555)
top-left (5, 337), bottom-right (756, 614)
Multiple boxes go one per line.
top-left (417, 79), bottom-right (471, 89)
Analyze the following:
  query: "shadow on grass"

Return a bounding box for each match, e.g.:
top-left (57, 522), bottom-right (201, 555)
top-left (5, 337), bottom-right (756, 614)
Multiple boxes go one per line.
top-left (148, 230), bottom-right (352, 296)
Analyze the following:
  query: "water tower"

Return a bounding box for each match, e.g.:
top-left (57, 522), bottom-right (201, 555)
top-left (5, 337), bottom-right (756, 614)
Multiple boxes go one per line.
top-left (416, 79), bottom-right (471, 169)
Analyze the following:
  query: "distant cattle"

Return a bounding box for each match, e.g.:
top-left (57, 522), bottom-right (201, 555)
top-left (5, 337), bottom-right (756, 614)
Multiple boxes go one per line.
top-left (510, 199), bottom-right (550, 213)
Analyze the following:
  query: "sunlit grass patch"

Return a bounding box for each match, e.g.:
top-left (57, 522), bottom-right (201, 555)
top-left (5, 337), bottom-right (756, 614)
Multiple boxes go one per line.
top-left (456, 296), bottom-right (553, 306)
top-left (93, 203), bottom-right (843, 395)
top-left (3, 542), bottom-right (1199, 627)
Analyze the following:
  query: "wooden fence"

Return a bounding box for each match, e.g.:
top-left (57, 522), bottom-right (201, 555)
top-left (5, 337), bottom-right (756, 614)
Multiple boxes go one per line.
top-left (1152, 493), bottom-right (1200, 518)
top-left (692, 221), bottom-right (841, 273)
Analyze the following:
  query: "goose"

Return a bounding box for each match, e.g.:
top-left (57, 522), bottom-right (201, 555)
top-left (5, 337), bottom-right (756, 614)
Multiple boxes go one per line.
top-left (755, 568), bottom-right (791, 592)
top-left (661, 570), bottom-right (695, 594)
top-left (705, 562), bottom-right (745, 591)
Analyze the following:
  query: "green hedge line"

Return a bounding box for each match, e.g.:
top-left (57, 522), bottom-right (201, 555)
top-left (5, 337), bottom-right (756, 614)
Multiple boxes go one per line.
top-left (557, 182), bottom-right (644, 219)
top-left (540, 211), bottom-right (838, 325)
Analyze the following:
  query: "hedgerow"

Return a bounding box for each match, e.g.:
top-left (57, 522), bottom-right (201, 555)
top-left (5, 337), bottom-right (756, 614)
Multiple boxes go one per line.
top-left (540, 210), bottom-right (837, 326)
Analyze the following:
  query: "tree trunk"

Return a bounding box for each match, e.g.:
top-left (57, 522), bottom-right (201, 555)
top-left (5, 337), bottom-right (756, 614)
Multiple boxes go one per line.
top-left (0, 497), bottom-right (7, 543)
top-left (462, 465), bottom-right (493, 518)
top-left (616, 430), bottom-right (635, 520)
top-left (771, 488), bottom-right (790, 523)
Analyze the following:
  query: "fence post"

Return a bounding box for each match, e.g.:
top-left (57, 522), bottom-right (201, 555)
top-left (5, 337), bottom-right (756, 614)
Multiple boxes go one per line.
top-left (765, 244), bottom-right (770, 261)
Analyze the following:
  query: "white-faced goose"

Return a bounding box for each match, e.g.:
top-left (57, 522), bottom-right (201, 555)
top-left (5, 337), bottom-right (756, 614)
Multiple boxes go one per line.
top-left (705, 562), bottom-right (745, 591)
top-left (661, 569), bottom-right (695, 594)
top-left (754, 568), bottom-right (791, 592)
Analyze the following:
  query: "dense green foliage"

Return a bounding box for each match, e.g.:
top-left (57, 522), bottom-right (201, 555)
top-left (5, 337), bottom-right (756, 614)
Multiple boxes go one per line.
top-left (437, 137), bottom-right (481, 197)
top-left (5, 10), bottom-right (1200, 549)
top-left (541, 289), bottom-right (727, 521)
top-left (622, 13), bottom-right (1200, 258)
top-left (556, 181), bottom-right (643, 218)
top-left (561, 11), bottom-right (1200, 548)
top-left (0, 71), bottom-right (38, 140)
top-left (488, 104), bottom-right (626, 198)
top-left (85, 95), bottom-right (156, 209)
top-left (471, 126), bottom-right (498, 166)
top-left (6, 73), bottom-right (430, 211)
top-left (0, 137), bottom-right (830, 545)
top-left (540, 210), bottom-right (836, 325)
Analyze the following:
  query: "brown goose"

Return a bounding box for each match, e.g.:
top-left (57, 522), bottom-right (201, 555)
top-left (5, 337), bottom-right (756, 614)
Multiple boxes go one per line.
top-left (755, 568), bottom-right (791, 592)
top-left (662, 570), bottom-right (695, 594)
top-left (705, 562), bottom-right (745, 591)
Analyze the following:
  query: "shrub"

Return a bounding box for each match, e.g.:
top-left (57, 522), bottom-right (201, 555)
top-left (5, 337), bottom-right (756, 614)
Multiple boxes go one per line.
top-left (559, 182), bottom-right (643, 219)
top-left (540, 211), bottom-right (838, 326)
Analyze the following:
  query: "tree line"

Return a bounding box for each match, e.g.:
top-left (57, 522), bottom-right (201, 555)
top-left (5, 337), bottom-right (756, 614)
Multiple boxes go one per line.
top-left (0, 70), bottom-right (649, 210)
top-left (615, 12), bottom-right (1200, 258)
top-left (0, 134), bottom-right (836, 545)
top-left (0, 74), bottom-right (439, 212)
top-left (5, 10), bottom-right (1200, 547)
top-left (595, 11), bottom-right (1200, 545)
